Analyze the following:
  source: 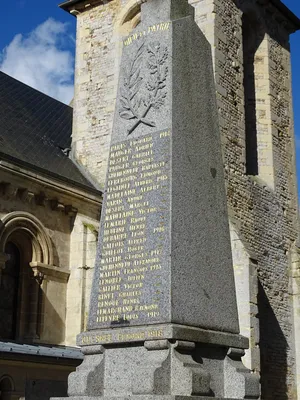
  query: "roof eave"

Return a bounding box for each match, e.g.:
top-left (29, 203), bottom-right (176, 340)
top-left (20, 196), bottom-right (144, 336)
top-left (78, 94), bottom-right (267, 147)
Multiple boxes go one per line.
top-left (270, 0), bottom-right (300, 32)
top-left (58, 0), bottom-right (104, 14)
top-left (0, 151), bottom-right (103, 198)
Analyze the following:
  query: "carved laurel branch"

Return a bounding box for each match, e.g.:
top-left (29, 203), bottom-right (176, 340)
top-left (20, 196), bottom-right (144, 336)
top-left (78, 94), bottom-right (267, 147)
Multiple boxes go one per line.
top-left (119, 41), bottom-right (168, 135)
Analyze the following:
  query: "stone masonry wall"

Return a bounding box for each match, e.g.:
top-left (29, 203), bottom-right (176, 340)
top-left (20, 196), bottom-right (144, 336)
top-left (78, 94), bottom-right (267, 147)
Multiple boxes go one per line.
top-left (196, 0), bottom-right (298, 398)
top-left (66, 212), bottom-right (99, 345)
top-left (72, 1), bottom-right (119, 188)
top-left (0, 168), bottom-right (101, 347)
top-left (0, 173), bottom-right (71, 345)
top-left (71, 0), bottom-right (299, 397)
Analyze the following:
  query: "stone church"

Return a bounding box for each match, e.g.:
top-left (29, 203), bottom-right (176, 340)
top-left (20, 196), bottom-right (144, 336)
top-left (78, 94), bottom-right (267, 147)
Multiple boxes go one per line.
top-left (0, 0), bottom-right (299, 399)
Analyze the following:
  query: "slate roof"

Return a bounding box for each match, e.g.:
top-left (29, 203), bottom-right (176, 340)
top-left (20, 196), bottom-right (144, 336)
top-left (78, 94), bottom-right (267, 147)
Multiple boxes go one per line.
top-left (0, 71), bottom-right (97, 191)
top-left (0, 341), bottom-right (83, 360)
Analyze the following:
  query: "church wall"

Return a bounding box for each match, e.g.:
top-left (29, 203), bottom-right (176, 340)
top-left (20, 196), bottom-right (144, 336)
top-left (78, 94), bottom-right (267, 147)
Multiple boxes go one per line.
top-left (39, 277), bottom-right (68, 344)
top-left (66, 212), bottom-right (99, 345)
top-left (230, 224), bottom-right (260, 373)
top-left (69, 0), bottom-right (299, 397)
top-left (0, 167), bottom-right (101, 347)
top-left (71, 2), bottom-right (120, 189)
top-left (0, 186), bottom-right (70, 345)
top-left (291, 245), bottom-right (300, 398)
top-left (0, 174), bottom-right (72, 268)
top-left (0, 358), bottom-right (78, 400)
top-left (195, 0), bottom-right (299, 398)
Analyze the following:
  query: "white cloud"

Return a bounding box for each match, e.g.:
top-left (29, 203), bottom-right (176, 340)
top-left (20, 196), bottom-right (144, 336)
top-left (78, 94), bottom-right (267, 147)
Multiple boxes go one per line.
top-left (0, 18), bottom-right (74, 105)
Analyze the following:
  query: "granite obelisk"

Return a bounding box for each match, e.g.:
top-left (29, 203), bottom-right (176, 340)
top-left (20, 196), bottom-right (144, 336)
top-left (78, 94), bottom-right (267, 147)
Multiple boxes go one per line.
top-left (56, 0), bottom-right (259, 398)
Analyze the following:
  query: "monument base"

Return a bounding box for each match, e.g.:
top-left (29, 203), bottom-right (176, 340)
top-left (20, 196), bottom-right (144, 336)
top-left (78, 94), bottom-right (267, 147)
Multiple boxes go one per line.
top-left (54, 1), bottom-right (260, 399)
top-left (54, 397), bottom-right (253, 400)
top-left (76, 324), bottom-right (248, 348)
top-left (57, 327), bottom-right (259, 400)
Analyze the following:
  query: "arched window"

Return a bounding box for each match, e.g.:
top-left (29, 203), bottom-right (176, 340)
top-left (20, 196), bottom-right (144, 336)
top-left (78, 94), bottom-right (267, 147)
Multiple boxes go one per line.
top-left (0, 242), bottom-right (20, 340)
top-left (0, 212), bottom-right (54, 342)
top-left (116, 1), bottom-right (141, 37)
top-left (242, 12), bottom-right (273, 187)
top-left (242, 13), bottom-right (259, 176)
top-left (0, 376), bottom-right (14, 400)
top-left (121, 7), bottom-right (141, 34)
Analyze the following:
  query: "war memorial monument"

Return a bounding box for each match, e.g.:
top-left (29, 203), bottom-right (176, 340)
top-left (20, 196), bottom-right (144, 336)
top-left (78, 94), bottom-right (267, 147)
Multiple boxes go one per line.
top-left (56, 0), bottom-right (260, 398)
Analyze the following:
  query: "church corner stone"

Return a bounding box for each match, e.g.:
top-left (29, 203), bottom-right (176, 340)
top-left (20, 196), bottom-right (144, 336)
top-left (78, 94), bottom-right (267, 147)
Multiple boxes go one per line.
top-left (54, 0), bottom-right (260, 399)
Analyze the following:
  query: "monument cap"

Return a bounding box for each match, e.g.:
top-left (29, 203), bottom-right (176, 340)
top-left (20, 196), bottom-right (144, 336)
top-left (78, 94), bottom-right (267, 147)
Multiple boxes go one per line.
top-left (141, 0), bottom-right (190, 24)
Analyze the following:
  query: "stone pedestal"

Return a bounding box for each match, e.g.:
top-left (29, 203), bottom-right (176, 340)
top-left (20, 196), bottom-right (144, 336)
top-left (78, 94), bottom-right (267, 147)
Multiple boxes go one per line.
top-left (54, 0), bottom-right (260, 399)
top-left (60, 325), bottom-right (259, 399)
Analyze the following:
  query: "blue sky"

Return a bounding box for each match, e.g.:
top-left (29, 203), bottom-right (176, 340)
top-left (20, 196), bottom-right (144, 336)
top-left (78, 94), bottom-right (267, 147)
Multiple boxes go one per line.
top-left (284, 0), bottom-right (300, 197)
top-left (0, 1), bottom-right (76, 103)
top-left (1, 0), bottom-right (300, 193)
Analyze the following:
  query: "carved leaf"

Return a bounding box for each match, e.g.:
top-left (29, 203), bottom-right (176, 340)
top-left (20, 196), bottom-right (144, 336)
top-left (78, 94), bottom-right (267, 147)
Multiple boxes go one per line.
top-left (132, 95), bottom-right (140, 110)
top-left (130, 78), bottom-right (143, 97)
top-left (130, 56), bottom-right (143, 77)
top-left (129, 72), bottom-right (142, 89)
top-left (159, 47), bottom-right (168, 65)
top-left (119, 41), bottom-right (146, 122)
top-left (120, 87), bottom-right (129, 99)
top-left (153, 99), bottom-right (165, 110)
top-left (153, 90), bottom-right (167, 109)
top-left (124, 41), bottom-right (169, 133)
top-left (120, 98), bottom-right (130, 110)
top-left (147, 93), bottom-right (153, 105)
top-left (138, 97), bottom-right (143, 109)
top-left (147, 55), bottom-right (156, 66)
top-left (136, 41), bottom-right (145, 58)
top-left (148, 63), bottom-right (157, 72)
top-left (146, 77), bottom-right (156, 91)
top-left (147, 43), bottom-right (155, 55)
top-left (154, 42), bottom-right (160, 52)
top-left (119, 107), bottom-right (129, 114)
top-left (160, 66), bottom-right (168, 81)
top-left (129, 41), bottom-right (145, 77)
top-left (120, 110), bottom-right (136, 120)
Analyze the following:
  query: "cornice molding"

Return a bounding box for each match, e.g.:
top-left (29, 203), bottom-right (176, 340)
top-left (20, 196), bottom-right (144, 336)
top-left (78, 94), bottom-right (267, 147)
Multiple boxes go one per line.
top-left (268, 0), bottom-right (300, 32)
top-left (59, 0), bottom-right (300, 33)
top-left (0, 161), bottom-right (102, 214)
top-left (59, 0), bottom-right (106, 14)
top-left (30, 262), bottom-right (70, 282)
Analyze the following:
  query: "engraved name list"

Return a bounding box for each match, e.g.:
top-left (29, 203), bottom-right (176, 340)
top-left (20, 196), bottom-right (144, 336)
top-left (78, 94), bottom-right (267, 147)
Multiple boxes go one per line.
top-left (95, 129), bottom-right (171, 328)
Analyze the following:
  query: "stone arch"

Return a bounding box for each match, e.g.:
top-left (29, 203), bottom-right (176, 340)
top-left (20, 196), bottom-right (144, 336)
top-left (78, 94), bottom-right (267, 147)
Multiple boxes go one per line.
top-left (0, 212), bottom-right (55, 341)
top-left (111, 0), bottom-right (145, 106)
top-left (0, 376), bottom-right (14, 391)
top-left (0, 212), bottom-right (53, 265)
top-left (0, 375), bottom-right (15, 400)
top-left (115, 0), bottom-right (144, 36)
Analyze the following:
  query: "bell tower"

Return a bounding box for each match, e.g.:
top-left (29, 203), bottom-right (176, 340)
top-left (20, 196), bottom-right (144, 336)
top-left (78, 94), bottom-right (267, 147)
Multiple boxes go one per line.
top-left (59, 0), bottom-right (143, 189)
top-left (60, 0), bottom-right (300, 398)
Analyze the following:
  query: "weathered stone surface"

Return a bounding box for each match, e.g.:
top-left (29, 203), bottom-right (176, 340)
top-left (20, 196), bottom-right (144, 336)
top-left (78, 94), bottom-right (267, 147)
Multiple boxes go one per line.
top-left (57, 339), bottom-right (259, 399)
top-left (54, 397), bottom-right (252, 400)
top-left (77, 323), bottom-right (248, 348)
top-left (88, 0), bottom-right (239, 336)
top-left (57, 1), bottom-right (261, 399)
top-left (65, 0), bottom-right (300, 396)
